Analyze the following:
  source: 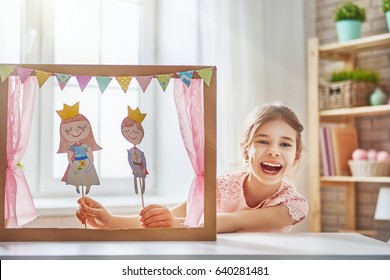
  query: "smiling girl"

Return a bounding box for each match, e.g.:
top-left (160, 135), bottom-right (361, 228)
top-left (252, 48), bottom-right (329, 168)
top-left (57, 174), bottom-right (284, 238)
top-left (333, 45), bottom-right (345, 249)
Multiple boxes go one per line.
top-left (139, 103), bottom-right (308, 232)
top-left (57, 102), bottom-right (102, 195)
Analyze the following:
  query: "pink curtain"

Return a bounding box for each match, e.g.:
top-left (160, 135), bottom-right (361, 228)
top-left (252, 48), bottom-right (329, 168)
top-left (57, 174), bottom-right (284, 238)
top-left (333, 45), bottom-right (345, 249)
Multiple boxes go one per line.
top-left (5, 76), bottom-right (38, 228)
top-left (173, 78), bottom-right (205, 227)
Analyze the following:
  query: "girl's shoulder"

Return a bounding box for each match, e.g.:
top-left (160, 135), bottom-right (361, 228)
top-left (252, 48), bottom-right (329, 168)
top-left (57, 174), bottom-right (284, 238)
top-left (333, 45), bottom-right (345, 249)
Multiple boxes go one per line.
top-left (217, 172), bottom-right (246, 186)
top-left (277, 181), bottom-right (305, 198)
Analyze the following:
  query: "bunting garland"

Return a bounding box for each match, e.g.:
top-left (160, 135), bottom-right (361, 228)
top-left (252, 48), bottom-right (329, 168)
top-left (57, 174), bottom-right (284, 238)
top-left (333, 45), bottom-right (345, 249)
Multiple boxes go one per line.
top-left (55, 73), bottom-right (72, 90)
top-left (35, 70), bottom-right (52, 88)
top-left (115, 76), bottom-right (132, 93)
top-left (76, 75), bottom-right (92, 92)
top-left (96, 76), bottom-right (112, 94)
top-left (0, 65), bottom-right (214, 93)
top-left (16, 68), bottom-right (34, 83)
top-left (156, 74), bottom-right (173, 92)
top-left (177, 70), bottom-right (194, 87)
top-left (0, 65), bottom-right (15, 82)
top-left (136, 76), bottom-right (154, 93)
top-left (196, 68), bottom-right (213, 86)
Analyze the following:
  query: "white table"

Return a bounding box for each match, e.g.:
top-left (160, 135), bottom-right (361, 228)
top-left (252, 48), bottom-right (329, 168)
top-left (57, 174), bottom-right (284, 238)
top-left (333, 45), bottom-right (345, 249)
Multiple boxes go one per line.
top-left (1, 232), bottom-right (389, 259)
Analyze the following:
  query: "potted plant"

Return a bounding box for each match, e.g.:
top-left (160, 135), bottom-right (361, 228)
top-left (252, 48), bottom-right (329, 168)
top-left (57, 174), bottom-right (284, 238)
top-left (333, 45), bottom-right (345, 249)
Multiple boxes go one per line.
top-left (383, 0), bottom-right (390, 32)
top-left (320, 69), bottom-right (379, 109)
top-left (333, 1), bottom-right (366, 42)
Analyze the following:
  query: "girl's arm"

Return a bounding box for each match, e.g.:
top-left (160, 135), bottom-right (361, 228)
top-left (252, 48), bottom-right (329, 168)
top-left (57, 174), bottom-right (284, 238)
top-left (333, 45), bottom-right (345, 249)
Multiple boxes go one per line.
top-left (77, 197), bottom-right (141, 229)
top-left (217, 204), bottom-right (295, 233)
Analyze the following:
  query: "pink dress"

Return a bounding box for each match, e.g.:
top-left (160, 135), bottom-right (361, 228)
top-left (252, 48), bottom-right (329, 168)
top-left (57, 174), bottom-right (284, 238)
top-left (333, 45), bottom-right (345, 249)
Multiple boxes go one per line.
top-left (217, 172), bottom-right (308, 232)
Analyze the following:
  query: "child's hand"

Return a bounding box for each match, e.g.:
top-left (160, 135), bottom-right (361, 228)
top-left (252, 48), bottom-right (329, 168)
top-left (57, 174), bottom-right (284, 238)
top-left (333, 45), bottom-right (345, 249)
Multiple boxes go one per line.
top-left (76, 196), bottom-right (112, 229)
top-left (139, 204), bottom-right (180, 228)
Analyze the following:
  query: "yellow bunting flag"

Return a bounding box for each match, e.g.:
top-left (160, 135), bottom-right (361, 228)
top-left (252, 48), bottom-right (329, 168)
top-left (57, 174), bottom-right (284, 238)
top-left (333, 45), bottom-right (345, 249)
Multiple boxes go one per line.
top-left (115, 76), bottom-right (132, 93)
top-left (0, 65), bottom-right (15, 82)
top-left (156, 74), bottom-right (173, 92)
top-left (35, 70), bottom-right (52, 88)
top-left (196, 67), bottom-right (213, 86)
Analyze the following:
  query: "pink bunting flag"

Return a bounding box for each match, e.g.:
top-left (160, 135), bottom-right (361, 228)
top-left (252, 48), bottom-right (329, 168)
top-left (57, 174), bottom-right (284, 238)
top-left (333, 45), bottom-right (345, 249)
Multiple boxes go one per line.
top-left (136, 76), bottom-right (154, 92)
top-left (16, 68), bottom-right (34, 83)
top-left (0, 65), bottom-right (15, 82)
top-left (96, 76), bottom-right (112, 94)
top-left (35, 70), bottom-right (52, 88)
top-left (196, 68), bottom-right (213, 86)
top-left (76, 75), bottom-right (92, 92)
top-left (55, 73), bottom-right (72, 90)
top-left (115, 76), bottom-right (132, 93)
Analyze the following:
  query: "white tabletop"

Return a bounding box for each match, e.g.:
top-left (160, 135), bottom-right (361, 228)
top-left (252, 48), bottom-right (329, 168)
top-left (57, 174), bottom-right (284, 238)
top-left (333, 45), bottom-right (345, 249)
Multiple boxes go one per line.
top-left (1, 232), bottom-right (389, 259)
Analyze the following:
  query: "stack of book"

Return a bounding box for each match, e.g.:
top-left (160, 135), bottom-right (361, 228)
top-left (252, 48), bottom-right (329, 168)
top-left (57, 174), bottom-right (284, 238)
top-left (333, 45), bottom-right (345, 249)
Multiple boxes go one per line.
top-left (319, 126), bottom-right (358, 176)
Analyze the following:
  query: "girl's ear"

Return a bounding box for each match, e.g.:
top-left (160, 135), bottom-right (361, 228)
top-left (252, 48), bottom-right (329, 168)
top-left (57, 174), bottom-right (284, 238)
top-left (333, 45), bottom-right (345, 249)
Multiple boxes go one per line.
top-left (293, 151), bottom-right (301, 166)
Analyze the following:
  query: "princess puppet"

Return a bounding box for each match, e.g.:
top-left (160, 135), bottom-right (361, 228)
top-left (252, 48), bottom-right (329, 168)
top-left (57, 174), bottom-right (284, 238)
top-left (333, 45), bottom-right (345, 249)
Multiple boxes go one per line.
top-left (57, 102), bottom-right (102, 196)
top-left (121, 106), bottom-right (148, 207)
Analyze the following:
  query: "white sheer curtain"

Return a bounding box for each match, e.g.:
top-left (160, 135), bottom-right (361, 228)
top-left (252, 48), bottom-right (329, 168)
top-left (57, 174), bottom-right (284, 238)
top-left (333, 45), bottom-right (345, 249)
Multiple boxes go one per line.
top-left (197, 0), bottom-right (267, 173)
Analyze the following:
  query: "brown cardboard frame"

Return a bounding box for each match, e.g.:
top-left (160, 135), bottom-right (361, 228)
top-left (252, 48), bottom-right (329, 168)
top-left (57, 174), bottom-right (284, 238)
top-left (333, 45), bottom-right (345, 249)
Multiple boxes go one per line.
top-left (0, 64), bottom-right (216, 241)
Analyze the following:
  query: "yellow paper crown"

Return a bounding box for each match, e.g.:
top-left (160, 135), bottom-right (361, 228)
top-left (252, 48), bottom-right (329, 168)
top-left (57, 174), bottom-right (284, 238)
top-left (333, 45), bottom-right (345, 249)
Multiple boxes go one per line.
top-left (128, 106), bottom-right (146, 123)
top-left (56, 102), bottom-right (80, 120)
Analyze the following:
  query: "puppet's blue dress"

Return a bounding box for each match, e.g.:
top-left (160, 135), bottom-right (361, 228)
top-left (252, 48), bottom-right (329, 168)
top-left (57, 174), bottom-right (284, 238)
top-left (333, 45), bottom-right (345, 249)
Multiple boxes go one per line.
top-left (62, 143), bottom-right (100, 188)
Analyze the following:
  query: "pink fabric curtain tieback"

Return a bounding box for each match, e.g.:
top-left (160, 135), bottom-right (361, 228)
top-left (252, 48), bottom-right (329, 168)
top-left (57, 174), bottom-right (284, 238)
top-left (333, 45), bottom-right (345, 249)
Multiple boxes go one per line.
top-left (5, 76), bottom-right (38, 228)
top-left (173, 78), bottom-right (205, 227)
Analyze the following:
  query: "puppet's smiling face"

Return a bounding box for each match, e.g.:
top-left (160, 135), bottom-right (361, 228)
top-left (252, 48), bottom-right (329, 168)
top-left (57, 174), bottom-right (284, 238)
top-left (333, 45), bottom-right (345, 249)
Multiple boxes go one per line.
top-left (60, 120), bottom-right (91, 142)
top-left (122, 123), bottom-right (144, 145)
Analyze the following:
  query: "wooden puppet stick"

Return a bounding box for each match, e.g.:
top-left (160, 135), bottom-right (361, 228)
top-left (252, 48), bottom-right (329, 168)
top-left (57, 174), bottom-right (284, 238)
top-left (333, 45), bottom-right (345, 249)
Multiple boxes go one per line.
top-left (138, 178), bottom-right (145, 208)
top-left (81, 185), bottom-right (87, 229)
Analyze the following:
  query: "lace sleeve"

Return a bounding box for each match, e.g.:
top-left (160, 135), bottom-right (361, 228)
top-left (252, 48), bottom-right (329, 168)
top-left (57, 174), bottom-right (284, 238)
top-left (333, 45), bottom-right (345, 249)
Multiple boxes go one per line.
top-left (285, 196), bottom-right (309, 223)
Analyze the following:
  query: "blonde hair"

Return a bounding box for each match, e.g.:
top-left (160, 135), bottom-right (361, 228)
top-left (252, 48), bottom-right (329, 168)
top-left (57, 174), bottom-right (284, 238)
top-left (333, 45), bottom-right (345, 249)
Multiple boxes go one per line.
top-left (57, 114), bottom-right (102, 153)
top-left (240, 103), bottom-right (304, 162)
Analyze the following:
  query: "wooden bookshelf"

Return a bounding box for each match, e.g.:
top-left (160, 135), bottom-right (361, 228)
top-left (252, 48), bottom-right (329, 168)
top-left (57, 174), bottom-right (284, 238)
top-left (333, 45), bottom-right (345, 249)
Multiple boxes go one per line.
top-left (321, 176), bottom-right (390, 183)
top-left (307, 34), bottom-right (390, 232)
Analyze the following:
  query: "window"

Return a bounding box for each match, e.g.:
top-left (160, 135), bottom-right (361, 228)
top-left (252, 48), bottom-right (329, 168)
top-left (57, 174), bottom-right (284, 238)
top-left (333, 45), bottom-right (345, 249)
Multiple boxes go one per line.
top-left (24, 0), bottom-right (159, 199)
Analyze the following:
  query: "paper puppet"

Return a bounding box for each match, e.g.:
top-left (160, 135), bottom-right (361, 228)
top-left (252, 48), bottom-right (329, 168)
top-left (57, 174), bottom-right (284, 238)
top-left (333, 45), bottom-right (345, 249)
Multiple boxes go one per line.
top-left (121, 106), bottom-right (148, 206)
top-left (56, 102), bottom-right (102, 195)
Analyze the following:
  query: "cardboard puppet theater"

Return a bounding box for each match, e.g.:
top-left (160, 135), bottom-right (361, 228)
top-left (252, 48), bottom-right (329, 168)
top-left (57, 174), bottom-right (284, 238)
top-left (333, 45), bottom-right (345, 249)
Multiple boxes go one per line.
top-left (0, 64), bottom-right (216, 241)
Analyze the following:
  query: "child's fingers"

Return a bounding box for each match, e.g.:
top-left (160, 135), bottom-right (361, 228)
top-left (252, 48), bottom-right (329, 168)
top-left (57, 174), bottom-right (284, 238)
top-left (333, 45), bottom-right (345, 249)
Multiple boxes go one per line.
top-left (76, 208), bottom-right (87, 224)
top-left (77, 196), bottom-right (102, 208)
top-left (141, 213), bottom-right (171, 228)
top-left (80, 203), bottom-right (103, 218)
top-left (139, 204), bottom-right (163, 216)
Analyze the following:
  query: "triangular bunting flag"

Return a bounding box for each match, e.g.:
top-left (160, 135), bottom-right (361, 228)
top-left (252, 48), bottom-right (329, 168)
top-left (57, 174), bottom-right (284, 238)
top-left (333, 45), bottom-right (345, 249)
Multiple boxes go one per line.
top-left (196, 67), bottom-right (213, 86)
top-left (96, 76), bottom-right (112, 94)
top-left (115, 76), bottom-right (132, 93)
top-left (55, 73), bottom-right (72, 90)
top-left (177, 70), bottom-right (194, 87)
top-left (0, 65), bottom-right (15, 82)
top-left (156, 74), bottom-right (173, 92)
top-left (76, 75), bottom-right (92, 92)
top-left (136, 76), bottom-right (154, 93)
top-left (16, 68), bottom-right (34, 83)
top-left (35, 70), bottom-right (52, 88)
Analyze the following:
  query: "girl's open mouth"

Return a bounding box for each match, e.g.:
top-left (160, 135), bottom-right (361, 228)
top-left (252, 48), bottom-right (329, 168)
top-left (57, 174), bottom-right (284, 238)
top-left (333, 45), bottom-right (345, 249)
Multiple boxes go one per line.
top-left (261, 162), bottom-right (283, 174)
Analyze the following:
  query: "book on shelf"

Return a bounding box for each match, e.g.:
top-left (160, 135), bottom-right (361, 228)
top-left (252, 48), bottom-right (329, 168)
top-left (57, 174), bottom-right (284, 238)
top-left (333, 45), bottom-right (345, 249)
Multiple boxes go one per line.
top-left (319, 125), bottom-right (358, 176)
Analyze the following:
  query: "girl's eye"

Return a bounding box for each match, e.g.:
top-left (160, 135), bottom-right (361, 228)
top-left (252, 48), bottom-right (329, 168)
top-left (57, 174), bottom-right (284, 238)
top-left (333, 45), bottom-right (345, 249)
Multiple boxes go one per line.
top-left (280, 142), bottom-right (292, 147)
top-left (65, 127), bottom-right (72, 133)
top-left (257, 140), bottom-right (268, 145)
